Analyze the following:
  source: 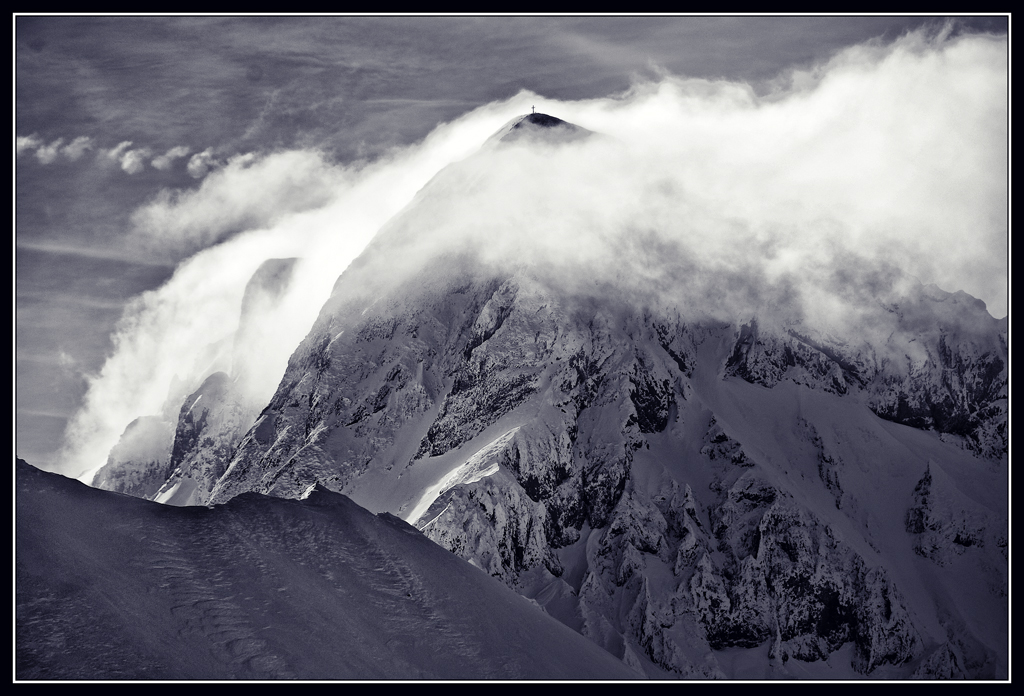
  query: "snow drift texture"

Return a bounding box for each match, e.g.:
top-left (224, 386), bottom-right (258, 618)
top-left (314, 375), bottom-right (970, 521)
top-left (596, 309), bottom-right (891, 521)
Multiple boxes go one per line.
top-left (16, 458), bottom-right (637, 680)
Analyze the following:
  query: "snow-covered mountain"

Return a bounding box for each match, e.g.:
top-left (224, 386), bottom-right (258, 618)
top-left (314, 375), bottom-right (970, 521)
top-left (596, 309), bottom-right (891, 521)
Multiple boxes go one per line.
top-left (85, 113), bottom-right (1007, 679)
top-left (92, 258), bottom-right (301, 507)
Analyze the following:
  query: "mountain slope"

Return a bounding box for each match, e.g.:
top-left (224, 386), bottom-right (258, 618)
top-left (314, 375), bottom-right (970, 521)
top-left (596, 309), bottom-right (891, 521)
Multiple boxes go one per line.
top-left (16, 458), bottom-right (638, 680)
top-left (92, 258), bottom-right (301, 506)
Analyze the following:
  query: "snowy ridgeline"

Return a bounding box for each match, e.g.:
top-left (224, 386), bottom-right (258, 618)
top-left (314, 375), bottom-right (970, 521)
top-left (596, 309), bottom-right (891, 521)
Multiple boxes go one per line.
top-left (16, 458), bottom-right (638, 680)
top-left (80, 114), bottom-right (1007, 680)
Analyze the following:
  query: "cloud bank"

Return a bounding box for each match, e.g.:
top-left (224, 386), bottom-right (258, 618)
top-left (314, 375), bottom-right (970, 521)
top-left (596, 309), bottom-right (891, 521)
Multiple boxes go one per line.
top-left (58, 28), bottom-right (1007, 480)
top-left (130, 150), bottom-right (351, 257)
top-left (349, 27), bottom-right (1006, 328)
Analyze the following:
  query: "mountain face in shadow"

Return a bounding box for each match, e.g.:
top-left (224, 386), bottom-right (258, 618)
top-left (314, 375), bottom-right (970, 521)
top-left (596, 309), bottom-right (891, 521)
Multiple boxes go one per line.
top-left (16, 458), bottom-right (638, 680)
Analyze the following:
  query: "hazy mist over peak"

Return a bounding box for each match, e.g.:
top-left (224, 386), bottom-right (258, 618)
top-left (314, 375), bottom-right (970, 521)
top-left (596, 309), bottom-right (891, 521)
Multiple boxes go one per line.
top-left (14, 18), bottom-right (1006, 479)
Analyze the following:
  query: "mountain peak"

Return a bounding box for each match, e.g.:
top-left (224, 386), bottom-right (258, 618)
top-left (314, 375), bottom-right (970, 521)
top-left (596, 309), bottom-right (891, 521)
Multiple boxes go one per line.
top-left (489, 112), bottom-right (593, 146)
top-left (513, 112), bottom-right (569, 129)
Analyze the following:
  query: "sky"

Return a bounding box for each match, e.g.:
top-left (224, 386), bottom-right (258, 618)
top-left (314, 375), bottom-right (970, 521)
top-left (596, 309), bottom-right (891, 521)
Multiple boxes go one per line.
top-left (14, 15), bottom-right (1009, 477)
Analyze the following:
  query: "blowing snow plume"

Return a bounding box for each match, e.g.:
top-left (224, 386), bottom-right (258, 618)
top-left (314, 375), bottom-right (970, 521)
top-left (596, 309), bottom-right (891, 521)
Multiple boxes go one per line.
top-left (58, 28), bottom-right (1006, 481)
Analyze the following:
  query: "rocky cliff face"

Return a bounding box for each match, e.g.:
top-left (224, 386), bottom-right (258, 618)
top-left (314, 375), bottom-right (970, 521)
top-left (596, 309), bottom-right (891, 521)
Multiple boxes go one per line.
top-left (97, 114), bottom-right (1007, 679)
top-left (723, 287), bottom-right (1007, 460)
top-left (91, 416), bottom-right (175, 499)
top-left (152, 371), bottom-right (252, 506)
top-left (93, 258), bottom-right (299, 506)
top-left (206, 259), bottom-right (1007, 678)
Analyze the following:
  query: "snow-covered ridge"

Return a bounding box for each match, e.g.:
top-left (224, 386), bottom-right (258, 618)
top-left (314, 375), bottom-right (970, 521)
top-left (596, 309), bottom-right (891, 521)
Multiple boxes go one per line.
top-left (409, 426), bottom-right (519, 526)
top-left (16, 458), bottom-right (638, 680)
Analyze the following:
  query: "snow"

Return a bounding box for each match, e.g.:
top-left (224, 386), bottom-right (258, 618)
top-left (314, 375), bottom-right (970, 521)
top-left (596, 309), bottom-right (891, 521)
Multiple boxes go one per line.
top-left (76, 462), bottom-right (104, 485)
top-left (154, 480), bottom-right (182, 504)
top-left (175, 280), bottom-right (1005, 678)
top-left (404, 427), bottom-right (518, 525)
top-left (153, 475), bottom-right (201, 507)
top-left (15, 459), bottom-right (638, 680)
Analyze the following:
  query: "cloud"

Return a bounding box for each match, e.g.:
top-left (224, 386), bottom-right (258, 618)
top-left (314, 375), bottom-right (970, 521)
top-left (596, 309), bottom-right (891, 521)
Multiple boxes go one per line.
top-left (119, 147), bottom-right (153, 174)
top-left (186, 148), bottom-right (219, 178)
top-left (58, 28), bottom-right (1007, 480)
top-left (529, 28), bottom-right (1007, 320)
top-left (61, 136), bottom-right (94, 161)
top-left (17, 134), bottom-right (94, 163)
top-left (131, 149), bottom-right (349, 256)
top-left (151, 145), bottom-right (191, 171)
top-left (103, 140), bottom-right (135, 162)
top-left (17, 134), bottom-right (42, 155)
top-left (56, 350), bottom-right (81, 379)
top-left (34, 138), bottom-right (65, 164)
top-left (98, 141), bottom-right (154, 174)
top-left (59, 106), bottom-right (507, 480)
top-left (20, 135), bottom-right (175, 171)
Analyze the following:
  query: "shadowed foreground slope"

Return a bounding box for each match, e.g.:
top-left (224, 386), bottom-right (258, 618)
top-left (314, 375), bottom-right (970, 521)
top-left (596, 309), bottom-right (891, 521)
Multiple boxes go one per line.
top-left (15, 458), bottom-right (638, 680)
